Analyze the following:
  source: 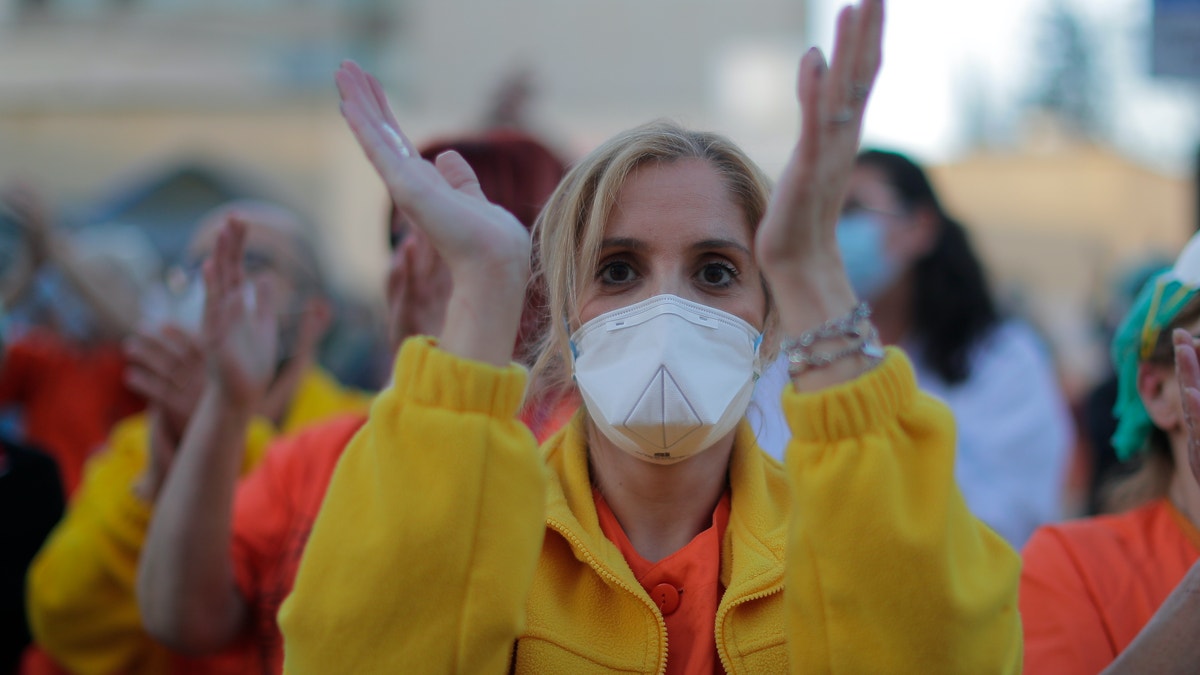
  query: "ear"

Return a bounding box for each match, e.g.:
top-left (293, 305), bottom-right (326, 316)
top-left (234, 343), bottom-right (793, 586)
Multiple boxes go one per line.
top-left (1138, 361), bottom-right (1182, 432)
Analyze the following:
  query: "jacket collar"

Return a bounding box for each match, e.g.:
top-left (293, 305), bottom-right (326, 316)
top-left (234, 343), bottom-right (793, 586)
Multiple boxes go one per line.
top-left (541, 412), bottom-right (789, 598)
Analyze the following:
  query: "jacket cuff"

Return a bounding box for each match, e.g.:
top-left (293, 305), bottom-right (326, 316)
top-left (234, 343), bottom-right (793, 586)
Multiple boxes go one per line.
top-left (392, 337), bottom-right (528, 419)
top-left (782, 347), bottom-right (917, 443)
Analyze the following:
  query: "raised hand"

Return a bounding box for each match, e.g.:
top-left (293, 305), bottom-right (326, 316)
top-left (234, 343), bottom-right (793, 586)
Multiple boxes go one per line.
top-left (1173, 329), bottom-right (1200, 488)
top-left (756, 0), bottom-right (884, 331)
top-left (335, 61), bottom-right (529, 366)
top-left (201, 216), bottom-right (278, 408)
top-left (125, 325), bottom-right (206, 440)
top-left (126, 324), bottom-right (207, 501)
top-left (388, 227), bottom-right (453, 344)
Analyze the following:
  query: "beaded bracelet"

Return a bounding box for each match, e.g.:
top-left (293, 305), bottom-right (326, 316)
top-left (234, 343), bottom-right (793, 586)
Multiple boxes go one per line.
top-left (781, 302), bottom-right (885, 376)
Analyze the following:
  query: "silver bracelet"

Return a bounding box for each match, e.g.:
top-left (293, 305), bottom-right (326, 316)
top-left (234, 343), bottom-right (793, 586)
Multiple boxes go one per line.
top-left (782, 303), bottom-right (884, 376)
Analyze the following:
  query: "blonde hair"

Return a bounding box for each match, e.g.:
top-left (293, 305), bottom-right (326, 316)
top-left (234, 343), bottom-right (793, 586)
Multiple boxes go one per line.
top-left (528, 120), bottom-right (775, 401)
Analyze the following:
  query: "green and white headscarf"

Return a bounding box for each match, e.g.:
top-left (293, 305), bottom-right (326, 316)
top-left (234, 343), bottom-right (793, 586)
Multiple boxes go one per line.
top-left (1111, 235), bottom-right (1200, 461)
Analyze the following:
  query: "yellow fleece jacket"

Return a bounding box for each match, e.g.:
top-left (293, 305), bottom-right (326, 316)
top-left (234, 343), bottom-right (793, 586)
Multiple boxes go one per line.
top-left (280, 339), bottom-right (1022, 674)
top-left (26, 368), bottom-right (371, 675)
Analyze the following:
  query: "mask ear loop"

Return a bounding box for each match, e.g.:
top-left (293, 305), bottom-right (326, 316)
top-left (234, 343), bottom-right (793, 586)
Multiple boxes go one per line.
top-left (752, 332), bottom-right (765, 382)
top-left (565, 317), bottom-right (580, 382)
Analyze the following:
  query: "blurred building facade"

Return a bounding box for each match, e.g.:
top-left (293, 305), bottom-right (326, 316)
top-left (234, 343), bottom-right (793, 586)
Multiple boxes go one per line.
top-left (931, 114), bottom-right (1193, 395)
top-left (0, 0), bottom-right (1193, 395)
top-left (0, 0), bottom-right (811, 304)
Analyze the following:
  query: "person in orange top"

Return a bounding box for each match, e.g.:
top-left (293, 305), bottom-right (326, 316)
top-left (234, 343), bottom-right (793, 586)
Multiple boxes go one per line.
top-left (24, 201), bottom-right (372, 675)
top-left (137, 131), bottom-right (572, 674)
top-left (0, 328), bottom-right (142, 494)
top-left (1021, 231), bottom-right (1200, 673)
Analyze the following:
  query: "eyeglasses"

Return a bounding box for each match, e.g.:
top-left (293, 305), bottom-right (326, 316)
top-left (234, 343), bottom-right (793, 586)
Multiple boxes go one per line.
top-left (180, 249), bottom-right (316, 291)
top-left (841, 202), bottom-right (907, 220)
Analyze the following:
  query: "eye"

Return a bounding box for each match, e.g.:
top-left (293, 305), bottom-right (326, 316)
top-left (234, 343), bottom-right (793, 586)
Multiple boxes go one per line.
top-left (597, 260), bottom-right (637, 286)
top-left (697, 261), bottom-right (738, 289)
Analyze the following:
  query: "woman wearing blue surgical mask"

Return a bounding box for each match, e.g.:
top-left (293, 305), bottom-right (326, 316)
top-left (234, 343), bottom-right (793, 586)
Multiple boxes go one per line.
top-left (751, 148), bottom-right (1075, 551)
top-left (278, 2), bottom-right (1021, 672)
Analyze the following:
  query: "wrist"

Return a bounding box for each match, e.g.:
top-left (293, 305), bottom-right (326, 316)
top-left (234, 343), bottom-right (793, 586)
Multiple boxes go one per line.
top-left (439, 261), bottom-right (529, 367)
top-left (201, 385), bottom-right (258, 425)
top-left (764, 263), bottom-right (860, 336)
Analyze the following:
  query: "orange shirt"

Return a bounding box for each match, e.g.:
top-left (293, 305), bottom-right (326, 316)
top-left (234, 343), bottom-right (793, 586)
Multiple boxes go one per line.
top-left (595, 488), bottom-right (731, 675)
top-left (1020, 498), bottom-right (1200, 675)
top-left (227, 414), bottom-right (366, 674)
top-left (0, 329), bottom-right (142, 495)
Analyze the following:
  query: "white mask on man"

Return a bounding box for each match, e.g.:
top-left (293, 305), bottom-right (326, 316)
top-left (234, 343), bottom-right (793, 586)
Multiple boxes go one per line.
top-left (569, 294), bottom-right (762, 464)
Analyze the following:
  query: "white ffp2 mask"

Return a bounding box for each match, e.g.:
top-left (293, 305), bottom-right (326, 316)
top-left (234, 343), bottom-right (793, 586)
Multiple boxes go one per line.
top-left (569, 294), bottom-right (763, 464)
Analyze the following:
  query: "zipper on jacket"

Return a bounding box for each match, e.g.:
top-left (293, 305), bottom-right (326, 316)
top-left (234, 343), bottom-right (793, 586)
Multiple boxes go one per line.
top-left (714, 584), bottom-right (783, 674)
top-left (546, 518), bottom-right (669, 675)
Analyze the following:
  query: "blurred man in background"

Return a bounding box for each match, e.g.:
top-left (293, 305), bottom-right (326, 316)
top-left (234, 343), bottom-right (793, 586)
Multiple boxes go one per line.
top-left (25, 200), bottom-right (372, 675)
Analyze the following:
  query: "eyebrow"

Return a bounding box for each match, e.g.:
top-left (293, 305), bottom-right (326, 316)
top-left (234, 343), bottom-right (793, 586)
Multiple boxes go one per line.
top-left (599, 237), bottom-right (648, 252)
top-left (690, 238), bottom-right (752, 257)
top-left (599, 237), bottom-right (752, 257)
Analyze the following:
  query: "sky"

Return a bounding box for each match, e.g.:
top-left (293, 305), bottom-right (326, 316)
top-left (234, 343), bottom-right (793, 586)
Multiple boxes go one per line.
top-left (807, 0), bottom-right (1200, 173)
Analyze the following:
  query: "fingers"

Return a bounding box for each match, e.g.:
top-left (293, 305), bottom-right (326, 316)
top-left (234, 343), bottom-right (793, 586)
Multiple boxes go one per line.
top-left (203, 217), bottom-right (249, 344)
top-left (1175, 329), bottom-right (1200, 486)
top-left (820, 0), bottom-right (884, 131)
top-left (125, 366), bottom-right (174, 403)
top-left (364, 69), bottom-right (411, 154)
top-left (854, 0), bottom-right (885, 89)
top-left (434, 151), bottom-right (487, 200)
top-left (796, 47), bottom-right (828, 169)
top-left (1174, 328), bottom-right (1200, 393)
top-left (336, 62), bottom-right (414, 160)
top-left (826, 4), bottom-right (860, 117)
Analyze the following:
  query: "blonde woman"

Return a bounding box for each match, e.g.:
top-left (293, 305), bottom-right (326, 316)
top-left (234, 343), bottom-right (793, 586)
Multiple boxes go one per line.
top-left (272, 1), bottom-right (1019, 671)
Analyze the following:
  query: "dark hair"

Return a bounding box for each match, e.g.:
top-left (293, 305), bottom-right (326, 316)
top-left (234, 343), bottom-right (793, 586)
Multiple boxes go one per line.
top-left (856, 149), bottom-right (1000, 385)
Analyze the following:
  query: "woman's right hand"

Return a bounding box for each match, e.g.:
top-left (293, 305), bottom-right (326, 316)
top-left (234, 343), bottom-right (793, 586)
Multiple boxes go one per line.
top-left (1173, 329), bottom-right (1200, 487)
top-left (335, 61), bottom-right (530, 366)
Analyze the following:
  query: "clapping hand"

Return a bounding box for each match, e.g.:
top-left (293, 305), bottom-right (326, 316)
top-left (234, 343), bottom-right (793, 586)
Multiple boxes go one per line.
top-left (126, 325), bottom-right (206, 501)
top-left (1173, 328), bottom-right (1200, 488)
top-left (335, 61), bottom-right (529, 366)
top-left (201, 216), bottom-right (278, 408)
top-left (756, 0), bottom-right (884, 334)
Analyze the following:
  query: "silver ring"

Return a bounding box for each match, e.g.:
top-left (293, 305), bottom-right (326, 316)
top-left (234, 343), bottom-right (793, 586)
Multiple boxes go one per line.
top-left (829, 107), bottom-right (854, 125)
top-left (849, 83), bottom-right (871, 102)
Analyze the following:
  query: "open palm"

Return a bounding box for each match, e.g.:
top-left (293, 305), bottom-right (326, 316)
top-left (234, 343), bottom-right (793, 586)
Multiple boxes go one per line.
top-left (336, 61), bottom-right (531, 365)
top-left (201, 217), bottom-right (278, 408)
top-left (755, 0), bottom-right (883, 283)
top-left (1174, 328), bottom-right (1200, 488)
top-left (335, 62), bottom-right (529, 280)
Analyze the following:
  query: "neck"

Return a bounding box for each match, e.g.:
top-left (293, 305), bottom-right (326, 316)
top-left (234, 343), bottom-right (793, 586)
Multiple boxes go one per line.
top-left (870, 272), bottom-right (916, 347)
top-left (588, 424), bottom-right (732, 563)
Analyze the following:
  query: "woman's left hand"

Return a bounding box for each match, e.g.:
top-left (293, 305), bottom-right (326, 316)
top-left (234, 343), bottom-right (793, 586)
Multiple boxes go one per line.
top-left (755, 0), bottom-right (883, 335)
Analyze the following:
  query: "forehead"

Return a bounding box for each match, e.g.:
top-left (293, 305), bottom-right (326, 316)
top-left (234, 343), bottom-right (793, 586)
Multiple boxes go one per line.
top-left (604, 158), bottom-right (749, 244)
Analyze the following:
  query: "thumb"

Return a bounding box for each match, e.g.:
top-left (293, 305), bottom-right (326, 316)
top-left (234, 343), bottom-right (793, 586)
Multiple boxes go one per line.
top-left (434, 150), bottom-right (486, 200)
